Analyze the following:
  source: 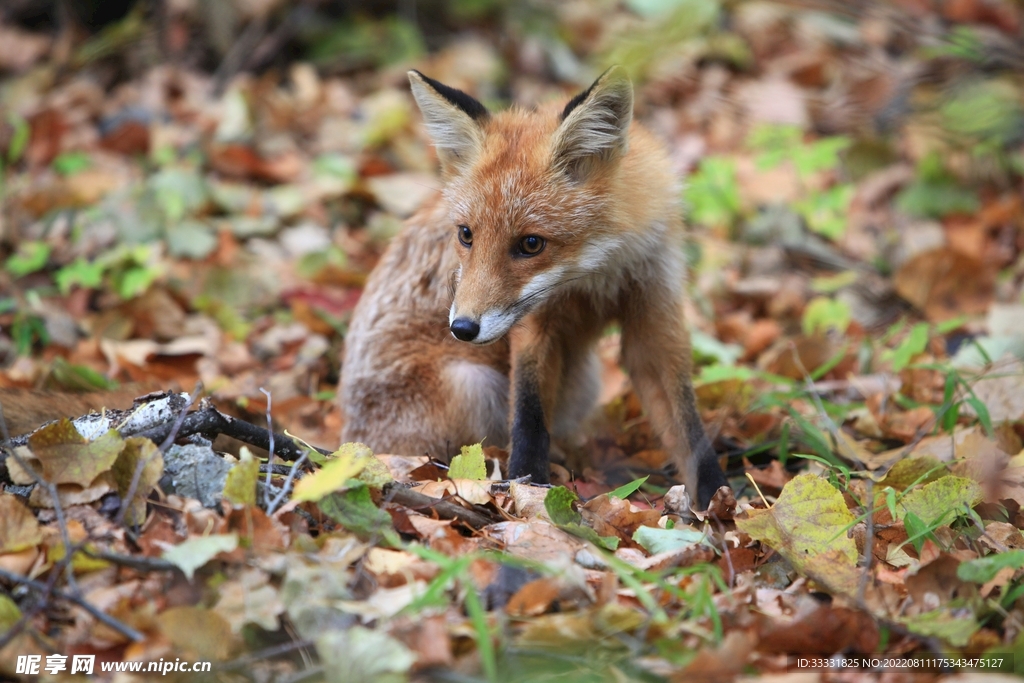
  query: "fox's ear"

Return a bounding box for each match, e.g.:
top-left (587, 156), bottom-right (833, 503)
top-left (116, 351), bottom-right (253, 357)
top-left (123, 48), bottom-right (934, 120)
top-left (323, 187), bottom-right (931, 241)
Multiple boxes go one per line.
top-left (409, 71), bottom-right (489, 176)
top-left (551, 66), bottom-right (633, 181)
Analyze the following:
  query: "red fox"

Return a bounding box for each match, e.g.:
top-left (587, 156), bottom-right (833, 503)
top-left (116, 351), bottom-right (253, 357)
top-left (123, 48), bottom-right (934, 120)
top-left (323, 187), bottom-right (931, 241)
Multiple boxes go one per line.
top-left (340, 67), bottom-right (729, 509)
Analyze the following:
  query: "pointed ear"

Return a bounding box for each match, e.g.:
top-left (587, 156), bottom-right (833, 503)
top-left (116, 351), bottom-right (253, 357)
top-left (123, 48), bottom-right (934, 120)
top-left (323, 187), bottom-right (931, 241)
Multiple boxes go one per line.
top-left (551, 66), bottom-right (633, 181)
top-left (409, 71), bottom-right (489, 176)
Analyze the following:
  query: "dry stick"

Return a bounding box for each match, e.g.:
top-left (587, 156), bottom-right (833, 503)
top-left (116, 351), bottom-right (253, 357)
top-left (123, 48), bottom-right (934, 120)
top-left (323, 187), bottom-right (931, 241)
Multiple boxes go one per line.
top-left (0, 567), bottom-right (145, 642)
top-left (82, 548), bottom-right (179, 574)
top-left (260, 387), bottom-right (275, 510)
top-left (215, 639), bottom-right (315, 672)
top-left (133, 405), bottom-right (329, 461)
top-left (266, 450), bottom-right (308, 517)
top-left (383, 483), bottom-right (495, 529)
top-left (115, 384), bottom-right (202, 527)
top-left (858, 478), bottom-right (875, 607)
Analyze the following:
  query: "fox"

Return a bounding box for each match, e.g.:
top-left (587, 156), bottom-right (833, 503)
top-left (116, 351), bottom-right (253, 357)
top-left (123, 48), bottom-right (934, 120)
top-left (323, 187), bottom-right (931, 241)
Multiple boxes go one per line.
top-left (339, 66), bottom-right (729, 510)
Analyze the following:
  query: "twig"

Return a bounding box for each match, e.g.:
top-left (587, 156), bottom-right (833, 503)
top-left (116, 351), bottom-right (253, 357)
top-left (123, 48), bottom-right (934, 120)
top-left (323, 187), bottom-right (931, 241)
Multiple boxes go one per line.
top-left (383, 482), bottom-right (495, 529)
top-left (133, 405), bottom-right (331, 461)
top-left (260, 387), bottom-right (275, 511)
top-left (858, 478), bottom-right (875, 606)
top-left (267, 450), bottom-right (308, 517)
top-left (82, 548), bottom-right (179, 574)
top-left (0, 567), bottom-right (145, 642)
top-left (215, 638), bottom-right (315, 672)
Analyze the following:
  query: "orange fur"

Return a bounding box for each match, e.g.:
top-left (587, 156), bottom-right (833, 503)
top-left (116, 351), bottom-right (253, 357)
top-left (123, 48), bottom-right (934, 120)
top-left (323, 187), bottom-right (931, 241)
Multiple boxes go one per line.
top-left (339, 68), bottom-right (728, 508)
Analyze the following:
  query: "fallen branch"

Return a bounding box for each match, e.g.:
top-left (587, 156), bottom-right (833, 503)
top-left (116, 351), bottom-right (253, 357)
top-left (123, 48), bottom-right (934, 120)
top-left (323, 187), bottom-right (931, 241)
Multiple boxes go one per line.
top-left (384, 483), bottom-right (496, 529)
top-left (0, 567), bottom-right (145, 642)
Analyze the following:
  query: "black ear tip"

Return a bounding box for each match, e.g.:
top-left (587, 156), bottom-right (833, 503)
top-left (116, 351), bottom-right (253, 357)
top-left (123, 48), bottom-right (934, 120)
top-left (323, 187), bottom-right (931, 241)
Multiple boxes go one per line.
top-left (409, 72), bottom-right (489, 121)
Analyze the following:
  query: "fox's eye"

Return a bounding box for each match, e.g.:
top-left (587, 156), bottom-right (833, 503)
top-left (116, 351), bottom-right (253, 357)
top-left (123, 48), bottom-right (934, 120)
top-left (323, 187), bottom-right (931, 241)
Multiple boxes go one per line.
top-left (518, 235), bottom-right (545, 256)
top-left (458, 225), bottom-right (473, 247)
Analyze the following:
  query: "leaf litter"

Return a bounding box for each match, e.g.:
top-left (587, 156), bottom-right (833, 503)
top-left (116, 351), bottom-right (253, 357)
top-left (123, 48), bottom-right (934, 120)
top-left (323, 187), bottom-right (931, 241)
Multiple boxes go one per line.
top-left (2, 0), bottom-right (1024, 680)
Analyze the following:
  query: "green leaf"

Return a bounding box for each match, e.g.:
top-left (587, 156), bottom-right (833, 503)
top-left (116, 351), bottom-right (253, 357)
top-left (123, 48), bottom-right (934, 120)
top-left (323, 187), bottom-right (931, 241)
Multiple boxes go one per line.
top-left (691, 329), bottom-right (742, 365)
top-left (544, 486), bottom-right (582, 526)
top-left (886, 323), bottom-right (930, 371)
top-left (543, 487), bottom-right (619, 550)
top-left (633, 526), bottom-right (712, 555)
top-left (957, 550), bottom-right (1024, 584)
top-left (318, 481), bottom-right (398, 545)
top-left (896, 179), bottom-right (978, 218)
top-left (901, 608), bottom-right (979, 647)
top-left (896, 476), bottom-right (982, 525)
top-left (967, 396), bottom-right (993, 436)
top-left (222, 448), bottom-right (260, 506)
top-left (795, 184), bottom-right (853, 240)
top-left (49, 357), bottom-right (118, 391)
top-left (449, 443), bottom-right (487, 480)
top-left (685, 156), bottom-right (740, 227)
top-left (162, 533), bottom-right (239, 580)
top-left (609, 476), bottom-right (649, 499)
top-left (292, 443), bottom-right (370, 503)
top-left (903, 511), bottom-right (933, 554)
top-left (792, 136), bottom-right (851, 179)
top-left (6, 113), bottom-right (29, 164)
top-left (5, 241), bottom-right (51, 277)
top-left (52, 151), bottom-right (91, 176)
top-left (802, 296), bottom-right (851, 335)
top-left (55, 257), bottom-right (106, 294)
top-left (115, 265), bottom-right (158, 299)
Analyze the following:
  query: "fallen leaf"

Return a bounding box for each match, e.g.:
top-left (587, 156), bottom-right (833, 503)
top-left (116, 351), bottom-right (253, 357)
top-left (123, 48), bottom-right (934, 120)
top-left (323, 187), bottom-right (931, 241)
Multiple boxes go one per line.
top-left (162, 533), bottom-right (240, 580)
top-left (0, 494), bottom-right (43, 553)
top-left (893, 248), bottom-right (995, 321)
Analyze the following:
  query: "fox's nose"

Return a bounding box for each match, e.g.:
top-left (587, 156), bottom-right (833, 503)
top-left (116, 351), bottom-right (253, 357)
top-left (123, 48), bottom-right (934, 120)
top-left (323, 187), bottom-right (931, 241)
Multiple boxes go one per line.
top-left (450, 317), bottom-right (480, 342)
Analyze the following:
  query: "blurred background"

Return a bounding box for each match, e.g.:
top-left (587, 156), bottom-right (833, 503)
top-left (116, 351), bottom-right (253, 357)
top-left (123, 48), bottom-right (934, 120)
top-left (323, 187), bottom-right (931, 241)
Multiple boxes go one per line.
top-left (1, 0), bottom-right (1022, 452)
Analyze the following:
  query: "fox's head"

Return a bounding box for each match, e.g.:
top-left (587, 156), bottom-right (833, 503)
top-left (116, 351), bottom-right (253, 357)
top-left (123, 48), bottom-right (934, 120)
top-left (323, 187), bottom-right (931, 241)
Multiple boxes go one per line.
top-left (409, 67), bottom-right (646, 345)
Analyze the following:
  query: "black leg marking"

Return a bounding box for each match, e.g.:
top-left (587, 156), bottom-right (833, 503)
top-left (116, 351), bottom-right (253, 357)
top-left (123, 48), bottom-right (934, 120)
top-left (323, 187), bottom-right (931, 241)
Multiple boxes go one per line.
top-left (684, 385), bottom-right (729, 510)
top-left (508, 371), bottom-right (550, 484)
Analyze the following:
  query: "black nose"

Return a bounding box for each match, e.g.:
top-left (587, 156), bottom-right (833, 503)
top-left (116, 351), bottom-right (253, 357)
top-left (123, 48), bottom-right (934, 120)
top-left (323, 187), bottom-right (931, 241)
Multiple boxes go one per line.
top-left (450, 317), bottom-right (480, 342)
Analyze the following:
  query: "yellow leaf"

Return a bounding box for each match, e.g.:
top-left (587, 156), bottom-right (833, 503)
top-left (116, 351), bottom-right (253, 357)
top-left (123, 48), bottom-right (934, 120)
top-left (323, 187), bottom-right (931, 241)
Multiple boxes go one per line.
top-left (292, 443), bottom-right (371, 503)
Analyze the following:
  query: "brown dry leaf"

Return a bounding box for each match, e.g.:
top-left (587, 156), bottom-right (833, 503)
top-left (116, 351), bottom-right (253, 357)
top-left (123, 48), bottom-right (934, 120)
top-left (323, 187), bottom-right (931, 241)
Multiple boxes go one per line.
top-left (746, 460), bottom-right (791, 492)
top-left (224, 505), bottom-right (289, 553)
top-left (487, 521), bottom-right (586, 565)
top-left (893, 248), bottom-right (995, 321)
top-left (580, 493), bottom-right (661, 544)
top-left (158, 606), bottom-right (236, 661)
top-left (980, 522), bottom-right (1024, 551)
top-left (757, 604), bottom-right (879, 655)
top-left (509, 483), bottom-right (551, 520)
top-left (111, 437), bottom-right (164, 527)
top-left (213, 568), bottom-right (285, 633)
top-left (505, 577), bottom-right (563, 617)
top-left (677, 630), bottom-right (758, 680)
top-left (9, 421), bottom-right (123, 487)
top-left (450, 479), bottom-right (493, 506)
top-left (394, 614), bottom-right (454, 669)
top-left (964, 358), bottom-right (1024, 424)
top-left (999, 451), bottom-right (1024, 507)
top-left (0, 493), bottom-right (43, 553)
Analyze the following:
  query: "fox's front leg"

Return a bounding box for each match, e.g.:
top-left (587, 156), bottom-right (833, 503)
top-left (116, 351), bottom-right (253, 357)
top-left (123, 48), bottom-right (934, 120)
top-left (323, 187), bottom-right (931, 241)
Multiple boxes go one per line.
top-left (620, 289), bottom-right (729, 510)
top-left (507, 317), bottom-right (563, 484)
